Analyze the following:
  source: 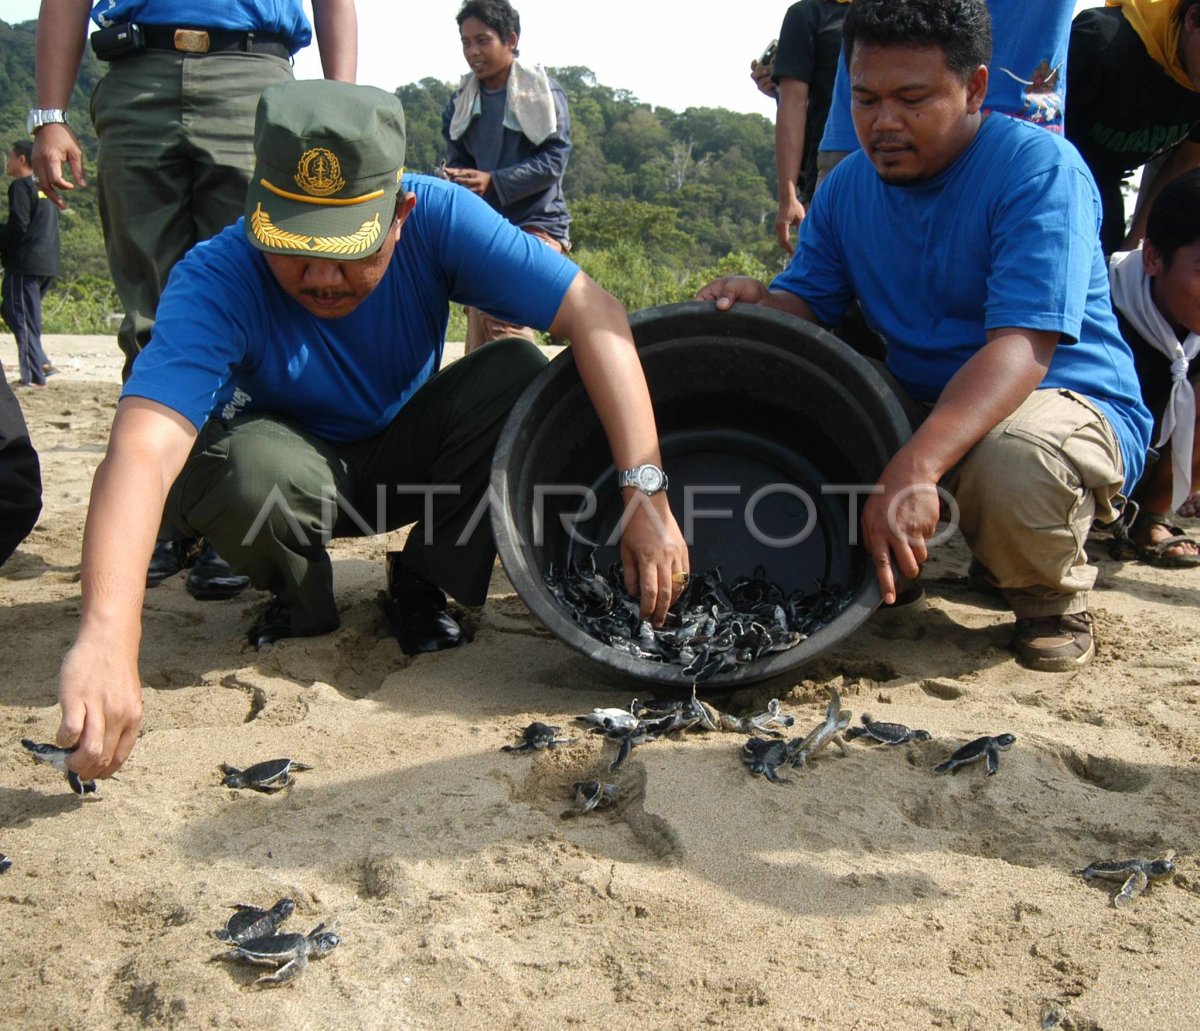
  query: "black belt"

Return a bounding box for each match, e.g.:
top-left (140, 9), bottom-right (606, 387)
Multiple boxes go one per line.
top-left (139, 25), bottom-right (291, 59)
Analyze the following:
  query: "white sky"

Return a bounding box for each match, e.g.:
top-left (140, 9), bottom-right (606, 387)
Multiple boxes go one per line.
top-left (0, 0), bottom-right (1105, 118)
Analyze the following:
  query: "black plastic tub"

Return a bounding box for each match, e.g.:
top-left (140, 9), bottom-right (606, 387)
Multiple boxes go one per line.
top-left (490, 301), bottom-right (912, 689)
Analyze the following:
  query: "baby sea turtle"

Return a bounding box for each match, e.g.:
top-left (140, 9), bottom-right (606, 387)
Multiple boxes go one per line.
top-left (574, 705), bottom-right (640, 733)
top-left (933, 733), bottom-right (1016, 776)
top-left (220, 758), bottom-right (313, 793)
top-left (501, 721), bottom-right (576, 753)
top-left (211, 898), bottom-right (296, 944)
top-left (1078, 854), bottom-right (1176, 908)
top-left (572, 780), bottom-right (619, 813)
top-left (743, 736), bottom-right (792, 783)
top-left (844, 713), bottom-right (932, 746)
top-left (21, 739), bottom-right (97, 795)
top-left (0, 854), bottom-right (11, 874)
top-left (788, 687), bottom-right (851, 768)
top-left (217, 921), bottom-right (341, 986)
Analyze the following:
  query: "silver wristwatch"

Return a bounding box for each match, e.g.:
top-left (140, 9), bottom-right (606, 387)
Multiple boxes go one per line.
top-left (617, 463), bottom-right (669, 495)
top-left (27, 108), bottom-right (70, 134)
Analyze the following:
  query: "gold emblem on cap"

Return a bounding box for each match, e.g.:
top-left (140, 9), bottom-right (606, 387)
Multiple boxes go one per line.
top-left (294, 147), bottom-right (346, 197)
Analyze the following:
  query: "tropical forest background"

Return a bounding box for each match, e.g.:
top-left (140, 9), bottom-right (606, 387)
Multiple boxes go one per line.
top-left (0, 18), bottom-right (784, 336)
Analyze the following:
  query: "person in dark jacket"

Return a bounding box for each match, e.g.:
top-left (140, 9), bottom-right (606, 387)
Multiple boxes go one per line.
top-left (442, 0), bottom-right (572, 351)
top-left (0, 375), bottom-right (42, 565)
top-left (2, 140), bottom-right (59, 388)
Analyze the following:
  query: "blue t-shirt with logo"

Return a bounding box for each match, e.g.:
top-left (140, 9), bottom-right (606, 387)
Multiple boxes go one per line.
top-left (122, 175), bottom-right (579, 444)
top-left (820, 0), bottom-right (1074, 152)
top-left (775, 114), bottom-right (1152, 492)
top-left (90, 0), bottom-right (312, 51)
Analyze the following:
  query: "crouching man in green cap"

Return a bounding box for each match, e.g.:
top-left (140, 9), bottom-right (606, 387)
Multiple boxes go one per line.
top-left (54, 80), bottom-right (689, 781)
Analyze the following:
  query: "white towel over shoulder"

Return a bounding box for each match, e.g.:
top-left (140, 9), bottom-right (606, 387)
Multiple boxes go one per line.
top-left (448, 60), bottom-right (558, 146)
top-left (1110, 247), bottom-right (1200, 512)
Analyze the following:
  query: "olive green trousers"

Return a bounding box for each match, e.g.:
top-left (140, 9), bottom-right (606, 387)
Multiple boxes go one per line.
top-left (164, 339), bottom-right (548, 635)
top-left (89, 50), bottom-right (293, 381)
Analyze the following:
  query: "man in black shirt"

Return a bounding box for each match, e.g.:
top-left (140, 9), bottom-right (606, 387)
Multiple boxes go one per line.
top-left (1, 140), bottom-right (59, 388)
top-left (1066, 0), bottom-right (1200, 252)
top-left (771, 0), bottom-right (849, 253)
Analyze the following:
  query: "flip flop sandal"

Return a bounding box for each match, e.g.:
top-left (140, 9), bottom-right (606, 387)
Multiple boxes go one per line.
top-left (1109, 511), bottom-right (1200, 569)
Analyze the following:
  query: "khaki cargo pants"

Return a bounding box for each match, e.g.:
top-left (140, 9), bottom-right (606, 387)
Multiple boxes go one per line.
top-left (894, 384), bottom-right (1126, 619)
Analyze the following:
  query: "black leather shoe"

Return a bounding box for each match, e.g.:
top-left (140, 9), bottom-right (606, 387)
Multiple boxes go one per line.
top-left (383, 553), bottom-right (465, 656)
top-left (247, 598), bottom-right (293, 649)
top-left (186, 543), bottom-right (251, 600)
top-left (146, 538), bottom-right (183, 588)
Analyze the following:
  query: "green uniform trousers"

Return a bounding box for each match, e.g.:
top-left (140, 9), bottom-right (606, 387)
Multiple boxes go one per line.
top-left (163, 338), bottom-right (548, 635)
top-left (89, 50), bottom-right (294, 381)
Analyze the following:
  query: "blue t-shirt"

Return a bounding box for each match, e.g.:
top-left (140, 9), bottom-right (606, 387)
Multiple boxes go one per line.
top-left (820, 0), bottom-right (1074, 152)
top-left (775, 114), bottom-right (1152, 492)
top-left (122, 175), bottom-right (579, 444)
top-left (91, 0), bottom-right (312, 51)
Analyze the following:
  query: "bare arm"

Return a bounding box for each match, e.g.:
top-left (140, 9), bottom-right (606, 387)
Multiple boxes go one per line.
top-left (31, 0), bottom-right (92, 208)
top-left (694, 274), bottom-right (818, 323)
top-left (861, 328), bottom-right (1057, 603)
top-left (58, 399), bottom-right (197, 780)
top-left (548, 271), bottom-right (689, 625)
top-left (1121, 140), bottom-right (1200, 250)
top-left (311, 0), bottom-right (358, 82)
top-left (774, 77), bottom-right (811, 254)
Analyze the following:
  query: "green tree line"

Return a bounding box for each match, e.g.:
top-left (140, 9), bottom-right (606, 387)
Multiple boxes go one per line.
top-left (0, 19), bottom-right (785, 336)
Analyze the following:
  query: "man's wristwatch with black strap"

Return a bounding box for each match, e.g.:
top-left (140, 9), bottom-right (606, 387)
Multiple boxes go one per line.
top-left (617, 463), bottom-right (669, 496)
top-left (27, 108), bottom-right (69, 135)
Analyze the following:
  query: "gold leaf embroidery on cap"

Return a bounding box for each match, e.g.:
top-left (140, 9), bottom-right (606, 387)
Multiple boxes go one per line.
top-left (250, 204), bottom-right (381, 255)
top-left (294, 147), bottom-right (346, 197)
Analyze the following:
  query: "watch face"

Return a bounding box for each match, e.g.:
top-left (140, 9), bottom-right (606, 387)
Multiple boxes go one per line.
top-left (637, 466), bottom-right (664, 492)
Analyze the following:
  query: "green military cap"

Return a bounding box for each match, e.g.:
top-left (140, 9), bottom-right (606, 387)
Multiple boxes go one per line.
top-left (244, 80), bottom-right (407, 259)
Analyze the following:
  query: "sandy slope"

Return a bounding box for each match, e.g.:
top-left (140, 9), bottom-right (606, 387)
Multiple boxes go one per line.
top-left (2, 337), bottom-right (1198, 1030)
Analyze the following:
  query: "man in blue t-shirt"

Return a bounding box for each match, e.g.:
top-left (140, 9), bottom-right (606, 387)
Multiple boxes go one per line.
top-left (52, 82), bottom-right (688, 784)
top-left (815, 0), bottom-right (1074, 186)
top-left (701, 0), bottom-right (1152, 674)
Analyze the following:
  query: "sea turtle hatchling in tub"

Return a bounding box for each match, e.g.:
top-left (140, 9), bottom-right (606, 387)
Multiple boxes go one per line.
top-left (220, 758), bottom-right (313, 792)
top-left (1078, 854), bottom-right (1176, 908)
top-left (21, 739), bottom-right (97, 795)
top-left (211, 898), bottom-right (296, 944)
top-left (216, 921), bottom-right (341, 986)
top-left (501, 722), bottom-right (576, 752)
top-left (933, 734), bottom-right (1016, 777)
top-left (844, 714), bottom-right (932, 746)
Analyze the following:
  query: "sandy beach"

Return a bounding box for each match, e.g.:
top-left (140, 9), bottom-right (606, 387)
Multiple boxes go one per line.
top-left (2, 333), bottom-right (1198, 1030)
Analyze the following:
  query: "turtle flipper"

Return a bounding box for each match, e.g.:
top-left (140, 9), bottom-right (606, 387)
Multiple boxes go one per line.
top-left (609, 734), bottom-right (633, 773)
top-left (985, 742), bottom-right (1002, 776)
top-left (255, 953), bottom-right (306, 985)
top-left (1114, 869), bottom-right (1149, 908)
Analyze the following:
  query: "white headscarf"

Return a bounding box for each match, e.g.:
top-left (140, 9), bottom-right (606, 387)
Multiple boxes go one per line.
top-left (1110, 247), bottom-right (1200, 512)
